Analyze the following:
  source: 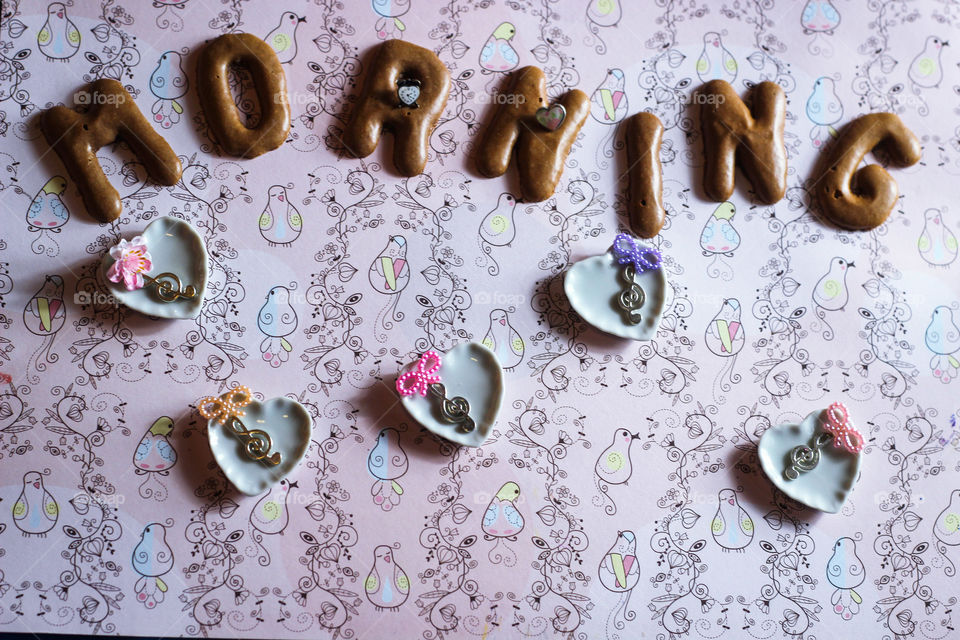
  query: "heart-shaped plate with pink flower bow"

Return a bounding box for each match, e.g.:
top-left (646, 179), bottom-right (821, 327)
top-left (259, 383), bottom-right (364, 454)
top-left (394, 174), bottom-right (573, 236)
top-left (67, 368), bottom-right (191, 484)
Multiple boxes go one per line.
top-left (100, 216), bottom-right (207, 319)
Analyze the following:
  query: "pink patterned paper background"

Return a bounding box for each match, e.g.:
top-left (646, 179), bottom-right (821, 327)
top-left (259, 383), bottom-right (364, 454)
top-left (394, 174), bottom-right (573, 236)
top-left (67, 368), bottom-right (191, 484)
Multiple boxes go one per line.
top-left (0, 0), bottom-right (959, 638)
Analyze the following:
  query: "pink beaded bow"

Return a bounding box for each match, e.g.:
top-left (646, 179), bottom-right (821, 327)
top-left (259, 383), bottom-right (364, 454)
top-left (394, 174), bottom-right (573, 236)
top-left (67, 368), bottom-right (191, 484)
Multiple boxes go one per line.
top-left (824, 402), bottom-right (864, 453)
top-left (396, 351), bottom-right (442, 396)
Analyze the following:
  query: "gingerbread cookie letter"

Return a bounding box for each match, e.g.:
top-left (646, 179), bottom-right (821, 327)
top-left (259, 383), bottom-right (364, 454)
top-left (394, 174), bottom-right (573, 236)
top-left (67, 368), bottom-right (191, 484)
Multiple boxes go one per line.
top-left (813, 113), bottom-right (921, 230)
top-left (340, 40), bottom-right (450, 176)
top-left (698, 80), bottom-right (787, 204)
top-left (625, 112), bottom-right (665, 238)
top-left (41, 79), bottom-right (182, 223)
top-left (197, 33), bottom-right (291, 158)
top-left (475, 66), bottom-right (589, 202)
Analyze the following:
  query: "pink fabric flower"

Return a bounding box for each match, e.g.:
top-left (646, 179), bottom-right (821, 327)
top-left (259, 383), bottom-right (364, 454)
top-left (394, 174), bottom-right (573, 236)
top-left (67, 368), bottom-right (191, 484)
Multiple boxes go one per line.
top-left (107, 236), bottom-right (153, 291)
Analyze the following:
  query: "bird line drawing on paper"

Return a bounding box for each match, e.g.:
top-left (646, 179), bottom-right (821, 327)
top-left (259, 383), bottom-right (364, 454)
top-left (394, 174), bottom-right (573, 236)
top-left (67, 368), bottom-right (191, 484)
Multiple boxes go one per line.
top-left (133, 416), bottom-right (178, 502)
top-left (132, 521), bottom-right (175, 609)
top-left (149, 50), bottom-right (188, 128)
top-left (12, 471), bottom-right (58, 537)
top-left (811, 256), bottom-right (855, 341)
top-left (593, 427), bottom-right (640, 516)
top-left (700, 202), bottom-right (740, 281)
top-left (23, 274), bottom-right (65, 385)
top-left (481, 308), bottom-right (524, 371)
top-left (598, 529), bottom-right (639, 637)
top-left (365, 544), bottom-right (410, 611)
top-left (482, 481), bottom-right (524, 567)
top-left (801, 0), bottom-right (841, 56)
top-left (369, 235), bottom-right (410, 342)
top-left (476, 193), bottom-right (518, 276)
top-left (246, 479), bottom-right (296, 566)
top-left (368, 427), bottom-right (408, 511)
top-left (925, 305), bottom-right (959, 383)
top-left (705, 298), bottom-right (745, 404)
top-left (26, 176), bottom-right (69, 257)
top-left (258, 284), bottom-right (298, 368)
top-left (826, 535), bottom-right (865, 620)
top-left (710, 488), bottom-right (754, 552)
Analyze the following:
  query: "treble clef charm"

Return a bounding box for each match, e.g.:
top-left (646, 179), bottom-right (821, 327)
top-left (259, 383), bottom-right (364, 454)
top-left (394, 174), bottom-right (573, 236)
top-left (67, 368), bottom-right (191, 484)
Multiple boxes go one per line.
top-left (618, 265), bottom-right (645, 325)
top-left (198, 386), bottom-right (282, 466)
top-left (225, 415), bottom-right (282, 465)
top-left (784, 432), bottom-right (833, 480)
top-left (429, 382), bottom-right (476, 433)
top-left (142, 272), bottom-right (198, 302)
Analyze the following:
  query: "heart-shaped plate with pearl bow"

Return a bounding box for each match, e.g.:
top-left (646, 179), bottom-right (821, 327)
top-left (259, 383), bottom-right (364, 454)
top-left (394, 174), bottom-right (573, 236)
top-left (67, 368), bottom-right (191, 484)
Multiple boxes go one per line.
top-left (564, 242), bottom-right (667, 341)
top-left (101, 216), bottom-right (207, 319)
top-left (205, 395), bottom-right (311, 496)
top-left (398, 342), bottom-right (503, 447)
top-left (758, 408), bottom-right (862, 513)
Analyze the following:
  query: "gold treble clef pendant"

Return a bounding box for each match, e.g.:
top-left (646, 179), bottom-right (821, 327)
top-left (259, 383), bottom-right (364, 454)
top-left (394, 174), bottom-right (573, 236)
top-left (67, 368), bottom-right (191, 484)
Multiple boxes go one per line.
top-left (142, 272), bottom-right (198, 302)
top-left (226, 416), bottom-right (282, 465)
top-left (617, 265), bottom-right (645, 325)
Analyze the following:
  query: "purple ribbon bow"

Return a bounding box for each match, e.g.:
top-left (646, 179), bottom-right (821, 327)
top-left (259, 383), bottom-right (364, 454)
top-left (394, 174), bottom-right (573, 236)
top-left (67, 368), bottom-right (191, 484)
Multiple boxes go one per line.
top-left (612, 233), bottom-right (662, 273)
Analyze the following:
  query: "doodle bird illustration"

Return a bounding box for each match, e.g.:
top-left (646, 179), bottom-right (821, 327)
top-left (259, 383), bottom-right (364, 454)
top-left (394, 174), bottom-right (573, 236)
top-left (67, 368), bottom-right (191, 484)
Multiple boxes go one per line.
top-left (149, 51), bottom-right (188, 128)
top-left (258, 285), bottom-right (298, 368)
top-left (38, 3), bottom-right (80, 61)
top-left (586, 0), bottom-right (622, 28)
top-left (24, 275), bottom-right (65, 335)
top-left (482, 482), bottom-right (524, 538)
top-left (368, 428), bottom-right (407, 511)
top-left (705, 299), bottom-right (744, 356)
top-left (12, 471), bottom-right (58, 537)
top-left (26, 176), bottom-right (69, 230)
top-left (133, 416), bottom-right (178, 472)
top-left (934, 489), bottom-right (960, 546)
top-left (479, 193), bottom-right (518, 248)
top-left (812, 257), bottom-right (854, 312)
top-left (908, 36), bottom-right (948, 89)
top-left (370, 235), bottom-right (409, 294)
top-left (710, 488), bottom-right (754, 552)
top-left (700, 202), bottom-right (740, 255)
top-left (365, 545), bottom-right (409, 611)
top-left (590, 68), bottom-right (628, 123)
top-left (595, 428), bottom-right (639, 486)
top-left (806, 76), bottom-right (843, 148)
top-left (266, 11), bottom-right (305, 64)
top-left (250, 479), bottom-right (294, 536)
top-left (801, 0), bottom-right (841, 34)
top-left (479, 22), bottom-right (519, 73)
top-left (918, 208), bottom-right (958, 267)
top-left (259, 185), bottom-right (302, 247)
top-left (926, 306), bottom-right (960, 383)
top-left (481, 309), bottom-right (524, 371)
top-left (826, 537), bottom-right (865, 620)
top-left (598, 530), bottom-right (639, 591)
top-left (132, 522), bottom-right (174, 609)
top-left (696, 32), bottom-right (737, 84)
top-left (372, 0), bottom-right (410, 39)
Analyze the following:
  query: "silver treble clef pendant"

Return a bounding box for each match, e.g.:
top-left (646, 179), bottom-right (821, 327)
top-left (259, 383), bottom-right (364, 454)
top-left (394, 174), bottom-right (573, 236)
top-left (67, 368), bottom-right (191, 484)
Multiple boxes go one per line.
top-left (428, 382), bottom-right (476, 433)
top-left (784, 432), bottom-right (834, 480)
top-left (617, 265), bottom-right (645, 325)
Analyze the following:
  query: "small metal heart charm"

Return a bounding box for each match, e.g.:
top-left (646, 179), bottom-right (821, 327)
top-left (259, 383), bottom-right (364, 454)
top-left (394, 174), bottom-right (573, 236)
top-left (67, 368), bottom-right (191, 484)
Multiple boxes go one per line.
top-left (535, 104), bottom-right (566, 131)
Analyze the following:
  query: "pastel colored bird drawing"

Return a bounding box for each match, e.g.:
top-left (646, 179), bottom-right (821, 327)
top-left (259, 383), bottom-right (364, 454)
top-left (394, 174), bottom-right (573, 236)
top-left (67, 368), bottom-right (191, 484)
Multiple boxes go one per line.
top-left (481, 308), bottom-right (524, 371)
top-left (365, 545), bottom-right (409, 611)
top-left (590, 68), bottom-right (628, 124)
top-left (12, 471), bottom-right (58, 537)
top-left (918, 208), bottom-right (958, 267)
top-left (934, 489), bottom-right (960, 546)
top-left (258, 285), bottom-right (298, 368)
top-left (479, 193), bottom-right (518, 248)
top-left (806, 77), bottom-right (843, 148)
top-left (149, 51), bottom-right (188, 129)
top-left (368, 427), bottom-right (408, 511)
top-left (133, 416), bottom-right (178, 472)
top-left (801, 0), bottom-right (841, 34)
top-left (259, 185), bottom-right (302, 247)
top-left (250, 479), bottom-right (294, 536)
top-left (132, 523), bottom-right (174, 609)
top-left (586, 0), bottom-right (622, 28)
top-left (37, 2), bottom-right (80, 62)
top-left (23, 275), bottom-right (65, 336)
top-left (812, 257), bottom-right (854, 312)
top-left (266, 11), bottom-right (305, 64)
top-left (908, 36), bottom-right (948, 89)
top-left (710, 488), bottom-right (754, 552)
top-left (598, 530), bottom-right (639, 592)
top-left (26, 176), bottom-right (69, 230)
top-left (479, 22), bottom-right (519, 73)
top-left (369, 235), bottom-right (409, 294)
top-left (482, 482), bottom-right (524, 539)
top-left (826, 537), bottom-right (865, 620)
top-left (372, 0), bottom-right (410, 40)
top-left (696, 32), bottom-right (737, 84)
top-left (926, 306), bottom-right (960, 383)
top-left (700, 202), bottom-right (740, 255)
top-left (705, 298), bottom-right (744, 357)
top-left (595, 427), bottom-right (639, 486)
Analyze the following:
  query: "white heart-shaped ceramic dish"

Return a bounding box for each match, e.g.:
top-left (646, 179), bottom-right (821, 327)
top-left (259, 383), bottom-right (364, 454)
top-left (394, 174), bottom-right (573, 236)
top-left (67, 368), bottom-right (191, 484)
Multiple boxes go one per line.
top-left (399, 342), bottom-right (503, 447)
top-left (758, 408), bottom-right (862, 513)
top-left (207, 396), bottom-right (311, 496)
top-left (101, 216), bottom-right (207, 319)
top-left (564, 250), bottom-right (667, 340)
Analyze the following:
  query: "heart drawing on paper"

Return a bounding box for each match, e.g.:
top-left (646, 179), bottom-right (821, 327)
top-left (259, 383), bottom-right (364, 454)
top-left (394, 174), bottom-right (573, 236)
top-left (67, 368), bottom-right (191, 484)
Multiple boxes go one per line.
top-left (757, 408), bottom-right (862, 513)
top-left (101, 216), bottom-right (208, 319)
top-left (399, 342), bottom-right (504, 447)
top-left (207, 396), bottom-right (311, 496)
top-left (564, 250), bottom-right (667, 341)
top-left (535, 104), bottom-right (566, 131)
